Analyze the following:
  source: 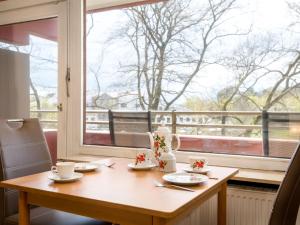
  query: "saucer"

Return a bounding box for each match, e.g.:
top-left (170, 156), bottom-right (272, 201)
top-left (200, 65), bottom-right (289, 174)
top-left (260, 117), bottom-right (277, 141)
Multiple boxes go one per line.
top-left (183, 167), bottom-right (211, 174)
top-left (48, 172), bottom-right (83, 183)
top-left (128, 163), bottom-right (156, 170)
top-left (163, 172), bottom-right (208, 186)
top-left (75, 163), bottom-right (98, 172)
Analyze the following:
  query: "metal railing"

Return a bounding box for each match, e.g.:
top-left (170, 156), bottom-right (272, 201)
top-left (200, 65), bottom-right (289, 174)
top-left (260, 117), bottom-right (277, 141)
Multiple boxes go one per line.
top-left (151, 111), bottom-right (262, 134)
top-left (31, 110), bottom-right (300, 155)
top-left (31, 110), bottom-right (300, 132)
top-left (30, 109), bottom-right (300, 157)
top-left (30, 110), bottom-right (58, 124)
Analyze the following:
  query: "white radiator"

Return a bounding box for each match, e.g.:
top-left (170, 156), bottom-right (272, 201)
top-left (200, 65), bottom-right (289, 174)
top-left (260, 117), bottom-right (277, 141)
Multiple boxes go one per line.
top-left (176, 186), bottom-right (300, 225)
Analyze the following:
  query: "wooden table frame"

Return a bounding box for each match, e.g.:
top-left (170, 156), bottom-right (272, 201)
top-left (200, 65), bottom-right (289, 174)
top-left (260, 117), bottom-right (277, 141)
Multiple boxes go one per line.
top-left (2, 159), bottom-right (237, 225)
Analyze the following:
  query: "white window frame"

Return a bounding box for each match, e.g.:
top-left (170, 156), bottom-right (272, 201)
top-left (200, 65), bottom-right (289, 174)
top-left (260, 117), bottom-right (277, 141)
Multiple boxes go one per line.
top-left (66, 0), bottom-right (290, 172)
top-left (0, 0), bottom-right (69, 158)
top-left (87, 0), bottom-right (163, 11)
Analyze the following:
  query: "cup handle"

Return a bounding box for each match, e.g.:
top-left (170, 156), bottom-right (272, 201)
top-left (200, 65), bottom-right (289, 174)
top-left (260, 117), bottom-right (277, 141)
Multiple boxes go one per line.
top-left (173, 134), bottom-right (181, 151)
top-left (51, 166), bottom-right (58, 174)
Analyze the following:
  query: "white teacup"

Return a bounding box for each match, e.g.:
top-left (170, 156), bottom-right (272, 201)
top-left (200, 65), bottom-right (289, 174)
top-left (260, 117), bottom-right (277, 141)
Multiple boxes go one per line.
top-left (189, 156), bottom-right (207, 172)
top-left (134, 149), bottom-right (152, 167)
top-left (51, 162), bottom-right (75, 179)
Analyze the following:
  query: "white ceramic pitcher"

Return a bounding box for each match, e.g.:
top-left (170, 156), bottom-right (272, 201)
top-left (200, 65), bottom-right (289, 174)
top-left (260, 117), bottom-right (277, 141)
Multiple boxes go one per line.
top-left (147, 124), bottom-right (180, 167)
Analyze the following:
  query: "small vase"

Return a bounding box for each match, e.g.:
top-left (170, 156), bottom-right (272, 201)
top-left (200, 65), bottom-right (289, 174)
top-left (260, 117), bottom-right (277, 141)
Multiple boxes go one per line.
top-left (159, 151), bottom-right (176, 173)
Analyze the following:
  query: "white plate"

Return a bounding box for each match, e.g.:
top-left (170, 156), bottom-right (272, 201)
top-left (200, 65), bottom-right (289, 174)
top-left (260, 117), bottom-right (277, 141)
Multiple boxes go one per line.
top-left (128, 163), bottom-right (156, 170)
top-left (183, 167), bottom-right (210, 174)
top-left (163, 172), bottom-right (208, 186)
top-left (75, 163), bottom-right (98, 172)
top-left (48, 172), bottom-right (83, 183)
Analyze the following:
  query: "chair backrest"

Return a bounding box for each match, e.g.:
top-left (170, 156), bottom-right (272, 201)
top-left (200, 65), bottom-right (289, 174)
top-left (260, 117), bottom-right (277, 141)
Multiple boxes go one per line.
top-left (262, 111), bottom-right (300, 157)
top-left (269, 143), bottom-right (300, 225)
top-left (0, 118), bottom-right (52, 223)
top-left (108, 110), bottom-right (152, 148)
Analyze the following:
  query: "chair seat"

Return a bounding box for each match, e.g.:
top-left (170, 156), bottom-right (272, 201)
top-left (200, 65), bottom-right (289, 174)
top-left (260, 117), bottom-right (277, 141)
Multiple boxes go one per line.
top-left (4, 206), bottom-right (111, 225)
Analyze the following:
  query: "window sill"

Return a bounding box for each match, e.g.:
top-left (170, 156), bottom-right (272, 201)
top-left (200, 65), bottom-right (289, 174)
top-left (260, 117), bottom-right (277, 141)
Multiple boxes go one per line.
top-left (231, 168), bottom-right (284, 185)
top-left (59, 154), bottom-right (285, 185)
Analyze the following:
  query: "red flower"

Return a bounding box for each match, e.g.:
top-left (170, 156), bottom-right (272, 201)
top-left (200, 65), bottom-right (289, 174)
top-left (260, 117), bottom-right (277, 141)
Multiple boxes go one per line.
top-left (135, 153), bottom-right (146, 165)
top-left (159, 160), bottom-right (167, 169)
top-left (192, 161), bottom-right (204, 169)
top-left (154, 141), bottom-right (160, 148)
top-left (155, 150), bottom-right (161, 159)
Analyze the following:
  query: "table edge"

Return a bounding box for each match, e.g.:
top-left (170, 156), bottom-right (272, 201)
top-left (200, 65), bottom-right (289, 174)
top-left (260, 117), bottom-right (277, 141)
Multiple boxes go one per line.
top-left (0, 168), bottom-right (239, 218)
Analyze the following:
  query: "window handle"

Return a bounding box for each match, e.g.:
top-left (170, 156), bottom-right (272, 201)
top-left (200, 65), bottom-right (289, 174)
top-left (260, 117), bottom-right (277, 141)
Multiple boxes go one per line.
top-left (66, 67), bottom-right (71, 97)
top-left (57, 103), bottom-right (63, 112)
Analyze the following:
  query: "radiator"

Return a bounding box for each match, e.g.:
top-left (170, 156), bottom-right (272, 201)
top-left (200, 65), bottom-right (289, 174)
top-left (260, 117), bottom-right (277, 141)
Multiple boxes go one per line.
top-left (176, 186), bottom-right (300, 225)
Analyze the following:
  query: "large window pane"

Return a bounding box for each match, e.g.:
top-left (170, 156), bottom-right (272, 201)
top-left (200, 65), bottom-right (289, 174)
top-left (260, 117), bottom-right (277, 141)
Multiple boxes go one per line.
top-left (0, 18), bottom-right (58, 161)
top-left (84, 0), bottom-right (300, 158)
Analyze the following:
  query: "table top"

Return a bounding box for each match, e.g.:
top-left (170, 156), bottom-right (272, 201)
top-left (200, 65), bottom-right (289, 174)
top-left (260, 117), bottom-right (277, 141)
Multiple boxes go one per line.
top-left (0, 158), bottom-right (238, 218)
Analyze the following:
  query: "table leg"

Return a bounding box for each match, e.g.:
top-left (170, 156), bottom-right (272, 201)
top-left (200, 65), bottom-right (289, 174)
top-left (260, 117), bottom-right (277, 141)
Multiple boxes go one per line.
top-left (218, 183), bottom-right (227, 225)
top-left (19, 191), bottom-right (30, 225)
top-left (153, 217), bottom-right (167, 225)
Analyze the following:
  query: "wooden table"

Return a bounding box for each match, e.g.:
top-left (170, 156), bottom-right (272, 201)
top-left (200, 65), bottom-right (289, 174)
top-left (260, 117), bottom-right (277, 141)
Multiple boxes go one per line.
top-left (0, 158), bottom-right (238, 225)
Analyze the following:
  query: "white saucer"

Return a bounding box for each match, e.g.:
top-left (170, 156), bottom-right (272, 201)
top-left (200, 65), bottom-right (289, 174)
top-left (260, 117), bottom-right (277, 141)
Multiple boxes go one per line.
top-left (163, 172), bottom-right (208, 186)
top-left (75, 163), bottom-right (98, 172)
top-left (183, 167), bottom-right (210, 174)
top-left (128, 163), bottom-right (156, 170)
top-left (48, 172), bottom-right (83, 183)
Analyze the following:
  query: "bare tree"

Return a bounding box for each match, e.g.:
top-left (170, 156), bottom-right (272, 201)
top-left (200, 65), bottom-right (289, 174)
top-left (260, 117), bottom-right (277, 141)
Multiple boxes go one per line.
top-left (29, 78), bottom-right (42, 117)
top-left (288, 1), bottom-right (300, 27)
top-left (216, 35), bottom-right (279, 134)
top-left (0, 41), bottom-right (58, 119)
top-left (218, 31), bottom-right (300, 135)
top-left (225, 40), bottom-right (300, 110)
top-left (109, 0), bottom-right (246, 110)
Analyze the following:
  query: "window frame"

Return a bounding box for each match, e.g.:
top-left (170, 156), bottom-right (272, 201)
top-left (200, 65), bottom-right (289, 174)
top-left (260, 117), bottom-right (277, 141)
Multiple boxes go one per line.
top-left (66, 0), bottom-right (291, 171)
top-left (0, 0), bottom-right (69, 159)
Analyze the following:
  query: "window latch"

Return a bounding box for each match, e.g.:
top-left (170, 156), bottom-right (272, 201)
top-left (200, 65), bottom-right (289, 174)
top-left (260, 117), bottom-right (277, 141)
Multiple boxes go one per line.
top-left (57, 103), bottom-right (63, 112)
top-left (66, 67), bottom-right (71, 97)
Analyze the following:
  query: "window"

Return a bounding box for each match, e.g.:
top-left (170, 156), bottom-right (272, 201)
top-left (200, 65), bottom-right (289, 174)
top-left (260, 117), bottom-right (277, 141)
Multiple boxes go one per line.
top-left (1, 0), bottom-right (291, 169)
top-left (83, 0), bottom-right (300, 159)
top-left (0, 18), bottom-right (58, 130)
top-left (0, 0), bottom-right (69, 160)
top-left (0, 18), bottom-right (59, 162)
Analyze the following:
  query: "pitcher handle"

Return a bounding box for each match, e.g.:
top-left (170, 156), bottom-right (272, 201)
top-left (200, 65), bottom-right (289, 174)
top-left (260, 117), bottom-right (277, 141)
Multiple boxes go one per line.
top-left (147, 132), bottom-right (154, 150)
top-left (173, 134), bottom-right (181, 151)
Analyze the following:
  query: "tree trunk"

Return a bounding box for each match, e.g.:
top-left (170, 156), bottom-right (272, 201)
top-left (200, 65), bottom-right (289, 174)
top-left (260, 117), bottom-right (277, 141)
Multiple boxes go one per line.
top-left (30, 78), bottom-right (41, 118)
